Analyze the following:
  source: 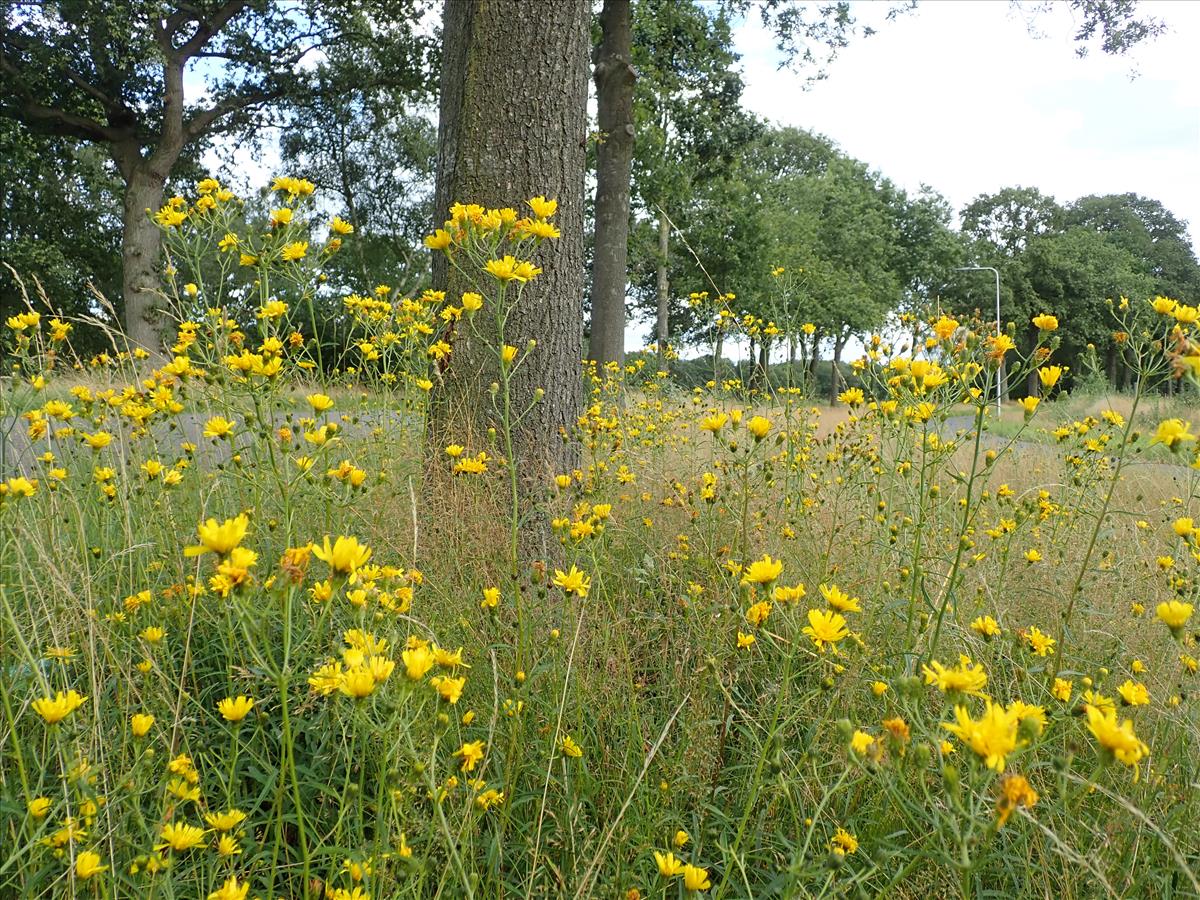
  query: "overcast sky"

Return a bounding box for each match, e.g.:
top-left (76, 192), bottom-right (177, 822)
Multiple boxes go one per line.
top-left (733, 0), bottom-right (1199, 250)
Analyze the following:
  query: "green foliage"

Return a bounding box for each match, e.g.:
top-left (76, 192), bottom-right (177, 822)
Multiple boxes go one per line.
top-left (280, 87), bottom-right (437, 298)
top-left (950, 187), bottom-right (1199, 394)
top-left (0, 121), bottom-right (123, 353)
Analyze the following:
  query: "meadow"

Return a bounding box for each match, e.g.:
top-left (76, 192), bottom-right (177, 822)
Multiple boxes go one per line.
top-left (3, 181), bottom-right (1200, 899)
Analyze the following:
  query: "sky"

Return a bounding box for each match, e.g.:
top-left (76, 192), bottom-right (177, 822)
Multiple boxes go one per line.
top-left (733, 0), bottom-right (1200, 250)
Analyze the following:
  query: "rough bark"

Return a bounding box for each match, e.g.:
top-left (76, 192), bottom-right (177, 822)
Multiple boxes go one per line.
top-left (120, 167), bottom-right (170, 353)
top-left (587, 0), bottom-right (636, 369)
top-left (430, 0), bottom-right (589, 481)
top-left (655, 210), bottom-right (670, 361)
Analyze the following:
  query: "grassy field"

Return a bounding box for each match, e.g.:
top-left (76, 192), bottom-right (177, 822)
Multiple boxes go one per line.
top-left (4, 200), bottom-right (1200, 899)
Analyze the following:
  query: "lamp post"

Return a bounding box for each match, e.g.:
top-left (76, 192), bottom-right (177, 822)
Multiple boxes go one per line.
top-left (954, 265), bottom-right (1003, 414)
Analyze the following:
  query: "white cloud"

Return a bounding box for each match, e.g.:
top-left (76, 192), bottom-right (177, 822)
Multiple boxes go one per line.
top-left (734, 0), bottom-right (1200, 250)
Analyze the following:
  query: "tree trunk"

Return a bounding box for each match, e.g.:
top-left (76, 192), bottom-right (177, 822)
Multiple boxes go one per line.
top-left (588, 0), bottom-right (636, 370)
top-left (757, 339), bottom-right (770, 391)
top-left (430, 0), bottom-right (589, 481)
top-left (655, 209), bottom-right (670, 362)
top-left (830, 332), bottom-right (847, 405)
top-left (120, 167), bottom-right (169, 355)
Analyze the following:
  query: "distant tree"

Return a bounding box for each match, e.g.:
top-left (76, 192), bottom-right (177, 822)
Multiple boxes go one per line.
top-left (0, 121), bottom-right (122, 352)
top-left (1065, 193), bottom-right (1200, 301)
top-left (588, 0), bottom-right (637, 368)
top-left (280, 82), bottom-right (437, 299)
top-left (624, 0), bottom-right (759, 357)
top-left (0, 0), bottom-right (434, 352)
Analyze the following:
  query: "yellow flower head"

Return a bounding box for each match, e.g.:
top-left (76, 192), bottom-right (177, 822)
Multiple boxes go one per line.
top-left (32, 690), bottom-right (87, 724)
top-left (186, 513), bottom-right (249, 557)
top-left (746, 415), bottom-right (771, 439)
top-left (654, 851), bottom-right (685, 878)
top-left (307, 393), bottom-right (334, 412)
top-left (217, 695), bottom-right (255, 722)
top-left (830, 827), bottom-right (858, 856)
top-left (208, 875), bottom-right (250, 900)
top-left (553, 564), bottom-right (591, 597)
top-left (560, 734), bottom-right (583, 758)
top-left (1031, 314), bottom-right (1058, 331)
top-left (681, 864), bottom-right (711, 891)
top-left (157, 821), bottom-right (207, 852)
top-left (922, 655), bottom-right (988, 697)
top-left (1085, 706), bottom-right (1149, 772)
top-left (403, 644), bottom-right (436, 680)
top-left (424, 228), bottom-right (453, 250)
top-left (527, 196), bottom-right (557, 219)
top-left (1150, 418), bottom-right (1195, 450)
top-left (742, 554), bottom-right (783, 585)
top-left (1157, 600), bottom-right (1193, 631)
top-left (802, 608), bottom-right (849, 653)
top-left (73, 850), bottom-right (108, 880)
top-left (313, 535), bottom-right (372, 575)
top-left (995, 773), bottom-right (1039, 827)
top-left (455, 740), bottom-right (485, 772)
top-left (970, 615), bottom-right (1001, 638)
top-left (942, 700), bottom-right (1021, 771)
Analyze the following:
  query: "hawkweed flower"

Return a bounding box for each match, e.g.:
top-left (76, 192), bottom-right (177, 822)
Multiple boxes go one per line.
top-left (313, 535), bottom-right (372, 576)
top-left (185, 513), bottom-right (249, 557)
top-left (942, 701), bottom-right (1021, 771)
top-left (802, 609), bottom-right (849, 653)
top-left (156, 821), bottom-right (207, 852)
top-left (654, 851), bottom-right (684, 877)
top-left (217, 695), bottom-right (255, 723)
top-left (558, 734), bottom-right (584, 758)
top-left (32, 690), bottom-right (87, 724)
top-left (742, 554), bottom-right (783, 585)
top-left (923, 656), bottom-right (988, 697)
top-left (1157, 600), bottom-right (1193, 635)
top-left (830, 828), bottom-right (858, 855)
top-left (73, 850), bottom-right (108, 880)
top-left (553, 565), bottom-right (591, 598)
top-left (208, 875), bottom-right (250, 900)
top-left (455, 740), bottom-right (485, 772)
top-left (1085, 706), bottom-right (1149, 776)
top-left (681, 864), bottom-right (711, 892)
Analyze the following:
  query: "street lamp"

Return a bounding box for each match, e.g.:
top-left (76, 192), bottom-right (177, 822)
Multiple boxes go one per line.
top-left (954, 265), bottom-right (1003, 414)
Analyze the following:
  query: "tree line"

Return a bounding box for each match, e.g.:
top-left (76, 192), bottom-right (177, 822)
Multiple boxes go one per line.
top-left (2, 0), bottom-right (1194, 417)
